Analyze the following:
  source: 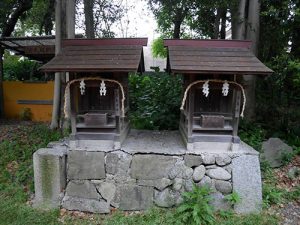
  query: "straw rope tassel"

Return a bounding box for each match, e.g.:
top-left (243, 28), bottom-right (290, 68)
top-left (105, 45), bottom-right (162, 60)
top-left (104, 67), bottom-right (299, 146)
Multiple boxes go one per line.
top-left (180, 79), bottom-right (246, 118)
top-left (64, 77), bottom-right (126, 118)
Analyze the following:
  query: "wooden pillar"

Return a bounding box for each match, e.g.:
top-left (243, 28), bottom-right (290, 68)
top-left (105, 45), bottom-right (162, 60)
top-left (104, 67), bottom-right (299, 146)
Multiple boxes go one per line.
top-left (0, 47), bottom-right (4, 118)
top-left (233, 90), bottom-right (241, 137)
top-left (50, 0), bottom-right (62, 129)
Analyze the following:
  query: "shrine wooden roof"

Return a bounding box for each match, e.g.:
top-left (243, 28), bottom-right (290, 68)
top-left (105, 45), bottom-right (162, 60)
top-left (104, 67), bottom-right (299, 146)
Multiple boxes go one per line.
top-left (40, 38), bottom-right (148, 73)
top-left (164, 39), bottom-right (273, 75)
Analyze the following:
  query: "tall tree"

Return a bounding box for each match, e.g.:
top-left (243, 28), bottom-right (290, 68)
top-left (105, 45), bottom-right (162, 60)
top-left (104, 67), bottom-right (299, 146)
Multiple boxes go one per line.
top-left (84, 0), bottom-right (95, 38)
top-left (0, 0), bottom-right (33, 118)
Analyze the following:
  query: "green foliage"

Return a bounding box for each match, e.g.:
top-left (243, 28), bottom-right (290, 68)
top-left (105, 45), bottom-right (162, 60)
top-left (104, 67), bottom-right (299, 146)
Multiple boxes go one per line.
top-left (239, 120), bottom-right (266, 151)
top-left (224, 192), bottom-right (241, 207)
top-left (256, 54), bottom-right (300, 144)
top-left (175, 185), bottom-right (215, 225)
top-left (280, 151), bottom-right (295, 166)
top-left (263, 183), bottom-right (284, 207)
top-left (3, 51), bottom-right (43, 81)
top-left (129, 73), bottom-right (182, 130)
top-left (151, 37), bottom-right (167, 58)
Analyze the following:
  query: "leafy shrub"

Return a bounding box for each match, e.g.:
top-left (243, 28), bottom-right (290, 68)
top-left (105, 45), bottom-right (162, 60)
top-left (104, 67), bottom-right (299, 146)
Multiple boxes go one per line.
top-left (129, 73), bottom-right (182, 130)
top-left (175, 185), bottom-right (215, 225)
top-left (263, 183), bottom-right (284, 207)
top-left (19, 108), bottom-right (32, 121)
top-left (3, 51), bottom-right (44, 81)
top-left (224, 192), bottom-right (241, 207)
top-left (239, 120), bottom-right (267, 151)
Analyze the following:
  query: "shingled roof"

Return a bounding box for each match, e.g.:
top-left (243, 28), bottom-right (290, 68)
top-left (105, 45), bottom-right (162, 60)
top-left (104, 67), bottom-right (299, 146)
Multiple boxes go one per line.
top-left (164, 39), bottom-right (273, 75)
top-left (40, 38), bottom-right (148, 73)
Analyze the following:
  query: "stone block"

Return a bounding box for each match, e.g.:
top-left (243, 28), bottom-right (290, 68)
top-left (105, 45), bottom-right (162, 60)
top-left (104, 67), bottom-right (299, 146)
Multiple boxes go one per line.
top-left (96, 181), bottom-right (116, 203)
top-left (215, 180), bottom-right (232, 195)
top-left (112, 185), bottom-right (153, 210)
top-left (130, 155), bottom-right (177, 180)
top-left (154, 188), bottom-right (180, 208)
top-left (137, 178), bottom-right (173, 191)
top-left (33, 147), bottom-right (67, 208)
top-left (193, 165), bottom-right (206, 182)
top-left (206, 167), bottom-right (231, 180)
top-left (68, 150), bottom-right (105, 179)
top-left (62, 196), bottom-right (110, 213)
top-left (202, 154), bottom-right (216, 165)
top-left (184, 154), bottom-right (203, 167)
top-left (232, 155), bottom-right (262, 214)
top-left (215, 154), bottom-right (232, 166)
top-left (261, 138), bottom-right (293, 168)
top-left (168, 160), bottom-right (193, 179)
top-left (65, 180), bottom-right (100, 199)
top-left (105, 151), bottom-right (132, 175)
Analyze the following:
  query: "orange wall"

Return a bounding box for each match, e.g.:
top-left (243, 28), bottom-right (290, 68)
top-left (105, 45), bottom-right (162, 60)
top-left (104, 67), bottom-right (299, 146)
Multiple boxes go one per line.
top-left (3, 81), bottom-right (54, 121)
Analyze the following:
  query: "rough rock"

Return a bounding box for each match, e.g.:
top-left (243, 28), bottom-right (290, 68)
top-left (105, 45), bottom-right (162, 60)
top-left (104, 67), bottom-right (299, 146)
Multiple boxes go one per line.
top-left (168, 160), bottom-right (193, 179)
top-left (112, 185), bottom-right (153, 210)
top-left (223, 165), bottom-right (232, 174)
top-left (197, 176), bottom-right (212, 188)
top-left (206, 165), bottom-right (217, 169)
top-left (172, 178), bottom-right (183, 191)
top-left (184, 154), bottom-right (203, 167)
top-left (96, 182), bottom-right (116, 202)
top-left (62, 196), bottom-right (110, 213)
top-left (137, 178), bottom-right (173, 191)
top-left (192, 165), bottom-right (206, 182)
top-left (65, 180), bottom-right (99, 199)
top-left (261, 138), bottom-right (293, 168)
top-left (105, 151), bottom-right (132, 175)
top-left (154, 188), bottom-right (179, 208)
top-left (209, 192), bottom-right (231, 211)
top-left (184, 178), bottom-right (195, 192)
top-left (288, 166), bottom-right (300, 179)
top-left (130, 155), bottom-right (176, 179)
top-left (232, 155), bottom-right (262, 214)
top-left (202, 154), bottom-right (216, 165)
top-left (206, 167), bottom-right (231, 180)
top-left (216, 154), bottom-right (232, 166)
top-left (215, 180), bottom-right (232, 194)
top-left (68, 151), bottom-right (105, 179)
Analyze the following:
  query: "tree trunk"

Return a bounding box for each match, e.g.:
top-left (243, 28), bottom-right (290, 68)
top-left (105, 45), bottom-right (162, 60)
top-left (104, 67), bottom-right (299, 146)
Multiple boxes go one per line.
top-left (213, 8), bottom-right (221, 39)
top-left (0, 48), bottom-right (4, 118)
top-left (51, 0), bottom-right (63, 129)
top-left (220, 9), bottom-right (227, 39)
top-left (173, 21), bottom-right (181, 39)
top-left (243, 0), bottom-right (260, 120)
top-left (234, 0), bottom-right (246, 40)
top-left (84, 0), bottom-right (95, 38)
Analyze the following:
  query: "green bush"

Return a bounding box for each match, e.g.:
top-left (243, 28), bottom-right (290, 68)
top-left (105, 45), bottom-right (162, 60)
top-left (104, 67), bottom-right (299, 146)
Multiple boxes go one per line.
top-left (129, 73), bottom-right (182, 130)
top-left (3, 51), bottom-right (44, 81)
top-left (175, 185), bottom-right (215, 225)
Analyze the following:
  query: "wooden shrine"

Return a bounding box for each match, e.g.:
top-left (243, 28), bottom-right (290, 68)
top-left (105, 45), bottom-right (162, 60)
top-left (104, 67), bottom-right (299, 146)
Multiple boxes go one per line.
top-left (164, 39), bottom-right (273, 151)
top-left (41, 38), bottom-right (147, 148)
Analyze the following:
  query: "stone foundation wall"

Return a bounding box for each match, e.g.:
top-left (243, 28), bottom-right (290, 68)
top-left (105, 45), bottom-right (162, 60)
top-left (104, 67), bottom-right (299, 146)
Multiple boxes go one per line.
top-left (33, 131), bottom-right (262, 214)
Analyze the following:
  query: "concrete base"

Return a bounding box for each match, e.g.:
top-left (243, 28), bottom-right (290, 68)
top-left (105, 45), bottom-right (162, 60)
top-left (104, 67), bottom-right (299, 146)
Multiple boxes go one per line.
top-left (33, 145), bottom-right (67, 208)
top-left (33, 130), bottom-right (262, 214)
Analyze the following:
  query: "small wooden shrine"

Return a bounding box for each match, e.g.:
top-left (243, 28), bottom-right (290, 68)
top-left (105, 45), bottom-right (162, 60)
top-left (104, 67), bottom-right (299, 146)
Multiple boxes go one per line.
top-left (41, 38), bottom-right (147, 148)
top-left (164, 39), bottom-right (273, 151)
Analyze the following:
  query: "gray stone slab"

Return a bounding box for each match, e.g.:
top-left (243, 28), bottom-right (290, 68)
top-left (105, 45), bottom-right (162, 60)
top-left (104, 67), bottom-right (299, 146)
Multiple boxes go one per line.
top-left (184, 154), bottom-right (203, 167)
top-left (210, 192), bottom-right (231, 211)
top-left (122, 130), bottom-right (186, 155)
top-left (215, 180), bottom-right (232, 195)
top-left (130, 154), bottom-right (177, 180)
top-left (232, 155), bottom-right (262, 214)
top-left (105, 151), bottom-right (132, 175)
top-left (154, 188), bottom-right (180, 208)
top-left (112, 185), bottom-right (154, 210)
top-left (65, 180), bottom-right (100, 200)
top-left (206, 167), bottom-right (231, 180)
top-left (137, 178), bottom-right (173, 191)
top-left (33, 148), bottom-right (67, 209)
top-left (68, 150), bottom-right (105, 179)
top-left (261, 138), bottom-right (293, 168)
top-left (96, 181), bottom-right (116, 203)
top-left (62, 196), bottom-right (110, 213)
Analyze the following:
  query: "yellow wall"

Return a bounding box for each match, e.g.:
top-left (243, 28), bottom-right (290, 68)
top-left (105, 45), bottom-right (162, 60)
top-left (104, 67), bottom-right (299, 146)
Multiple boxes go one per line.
top-left (3, 81), bottom-right (54, 121)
